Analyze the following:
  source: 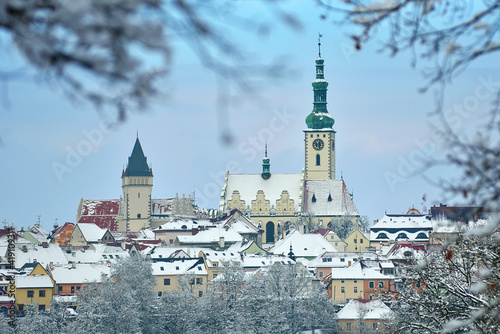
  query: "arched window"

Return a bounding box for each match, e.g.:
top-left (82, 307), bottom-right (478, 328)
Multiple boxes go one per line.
top-left (266, 222), bottom-right (275, 243)
top-left (416, 233), bottom-right (428, 239)
top-left (396, 233), bottom-right (408, 240)
top-left (316, 154), bottom-right (320, 166)
top-left (376, 233), bottom-right (389, 240)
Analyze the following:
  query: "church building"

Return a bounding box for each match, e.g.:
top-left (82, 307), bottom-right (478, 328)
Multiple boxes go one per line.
top-left (219, 42), bottom-right (359, 243)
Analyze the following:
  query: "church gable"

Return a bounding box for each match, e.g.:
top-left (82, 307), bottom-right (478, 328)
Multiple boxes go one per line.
top-left (276, 190), bottom-right (294, 215)
top-left (251, 190), bottom-right (270, 215)
top-left (227, 191), bottom-right (246, 212)
top-left (222, 173), bottom-right (303, 214)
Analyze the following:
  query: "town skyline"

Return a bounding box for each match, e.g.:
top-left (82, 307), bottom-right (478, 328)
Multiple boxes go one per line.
top-left (1, 2), bottom-right (498, 231)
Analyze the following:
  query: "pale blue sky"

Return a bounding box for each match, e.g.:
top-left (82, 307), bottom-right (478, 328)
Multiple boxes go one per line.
top-left (1, 2), bottom-right (498, 231)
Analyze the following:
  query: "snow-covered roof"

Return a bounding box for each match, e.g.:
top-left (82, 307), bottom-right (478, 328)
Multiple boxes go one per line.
top-left (177, 225), bottom-right (243, 245)
top-left (15, 243), bottom-right (68, 268)
top-left (64, 244), bottom-right (129, 264)
top-left (304, 179), bottom-right (359, 216)
top-left (77, 199), bottom-right (119, 230)
top-left (337, 299), bottom-right (393, 320)
top-left (242, 254), bottom-right (295, 269)
top-left (222, 173), bottom-right (303, 212)
top-left (53, 295), bottom-right (78, 303)
top-left (153, 219), bottom-right (215, 232)
top-left (370, 214), bottom-right (432, 241)
top-left (330, 261), bottom-right (392, 280)
top-left (309, 251), bottom-right (378, 268)
top-left (151, 259), bottom-right (206, 276)
top-left (16, 275), bottom-right (53, 289)
top-left (51, 263), bottom-right (111, 284)
top-left (75, 223), bottom-right (109, 243)
top-left (270, 230), bottom-right (337, 258)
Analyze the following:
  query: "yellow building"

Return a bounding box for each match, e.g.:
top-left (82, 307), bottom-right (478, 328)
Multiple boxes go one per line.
top-left (15, 264), bottom-right (55, 313)
top-left (344, 229), bottom-right (370, 252)
top-left (219, 47), bottom-right (359, 243)
top-left (337, 299), bottom-right (393, 333)
top-left (152, 259), bottom-right (208, 298)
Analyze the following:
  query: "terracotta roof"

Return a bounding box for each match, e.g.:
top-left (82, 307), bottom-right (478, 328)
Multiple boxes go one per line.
top-left (77, 200), bottom-right (119, 230)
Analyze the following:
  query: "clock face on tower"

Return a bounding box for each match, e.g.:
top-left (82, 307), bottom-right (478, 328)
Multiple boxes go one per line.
top-left (312, 139), bottom-right (324, 150)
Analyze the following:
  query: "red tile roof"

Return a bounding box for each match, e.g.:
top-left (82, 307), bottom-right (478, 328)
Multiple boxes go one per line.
top-left (78, 200), bottom-right (119, 231)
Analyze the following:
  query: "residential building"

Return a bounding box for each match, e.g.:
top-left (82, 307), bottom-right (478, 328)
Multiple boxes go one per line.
top-left (344, 229), bottom-right (369, 252)
top-left (152, 258), bottom-right (207, 297)
top-left (337, 299), bottom-right (393, 333)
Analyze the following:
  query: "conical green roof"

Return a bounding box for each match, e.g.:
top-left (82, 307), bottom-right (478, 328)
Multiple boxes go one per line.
top-left (123, 138), bottom-right (151, 177)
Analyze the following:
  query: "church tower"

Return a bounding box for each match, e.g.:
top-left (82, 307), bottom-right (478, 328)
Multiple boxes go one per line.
top-left (117, 137), bottom-right (153, 232)
top-left (304, 36), bottom-right (336, 180)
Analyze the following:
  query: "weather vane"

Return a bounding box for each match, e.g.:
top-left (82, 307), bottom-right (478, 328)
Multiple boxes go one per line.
top-left (318, 33), bottom-right (323, 57)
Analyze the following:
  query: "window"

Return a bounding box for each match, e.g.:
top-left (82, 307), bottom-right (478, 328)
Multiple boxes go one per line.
top-left (379, 281), bottom-right (384, 289)
top-left (396, 233), bottom-right (408, 240)
top-left (176, 266), bottom-right (179, 270)
top-left (369, 281), bottom-right (374, 289)
top-left (109, 255), bottom-right (113, 259)
top-left (354, 239), bottom-right (357, 243)
top-left (354, 280), bottom-right (357, 283)
top-left (164, 279), bottom-right (170, 285)
top-left (354, 286), bottom-right (358, 293)
top-left (71, 286), bottom-right (75, 293)
top-left (196, 278), bottom-right (203, 285)
top-left (376, 233), bottom-right (389, 240)
top-left (340, 258), bottom-right (345, 262)
top-left (39, 290), bottom-right (45, 297)
top-left (370, 294), bottom-right (375, 300)
top-left (169, 239), bottom-right (174, 244)
top-left (346, 323), bottom-right (351, 330)
top-left (160, 266), bottom-right (164, 271)
top-left (198, 291), bottom-right (203, 297)
top-left (38, 305), bottom-right (45, 311)
top-left (341, 280), bottom-right (345, 283)
top-left (27, 291), bottom-right (34, 298)
top-left (318, 271), bottom-right (324, 278)
top-left (18, 304), bottom-right (24, 312)
top-left (213, 274), bottom-right (218, 279)
top-left (158, 291), bottom-right (162, 297)
top-left (373, 322), bottom-right (378, 330)
top-left (76, 286), bottom-right (81, 291)
top-left (341, 286), bottom-right (345, 293)
top-left (316, 154), bottom-right (320, 166)
top-left (360, 239), bottom-right (363, 243)
top-left (138, 192), bottom-right (140, 198)
top-left (137, 213), bottom-right (141, 218)
top-left (58, 286), bottom-right (62, 292)
top-left (416, 281), bottom-right (421, 288)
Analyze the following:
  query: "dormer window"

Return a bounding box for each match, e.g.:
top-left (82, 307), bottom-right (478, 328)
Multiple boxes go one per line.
top-left (312, 194), bottom-right (316, 202)
top-left (328, 194), bottom-right (332, 202)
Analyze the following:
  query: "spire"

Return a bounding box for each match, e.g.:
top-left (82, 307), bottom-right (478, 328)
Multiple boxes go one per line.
top-left (261, 142), bottom-right (271, 180)
top-left (318, 33), bottom-right (322, 58)
top-left (123, 137), bottom-right (152, 177)
top-left (305, 34), bottom-right (335, 130)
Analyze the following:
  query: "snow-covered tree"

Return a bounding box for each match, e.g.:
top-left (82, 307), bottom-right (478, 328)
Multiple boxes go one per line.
top-left (74, 256), bottom-right (161, 334)
top-left (387, 235), bottom-right (500, 333)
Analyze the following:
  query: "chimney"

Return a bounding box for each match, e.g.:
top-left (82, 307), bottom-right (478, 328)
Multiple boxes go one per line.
top-left (219, 237), bottom-right (225, 248)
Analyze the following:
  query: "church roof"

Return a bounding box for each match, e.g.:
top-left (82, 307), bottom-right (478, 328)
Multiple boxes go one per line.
top-left (270, 229), bottom-right (337, 258)
top-left (222, 173), bottom-right (303, 212)
top-left (77, 199), bottom-right (119, 231)
top-left (123, 138), bottom-right (151, 177)
top-left (303, 179), bottom-right (359, 216)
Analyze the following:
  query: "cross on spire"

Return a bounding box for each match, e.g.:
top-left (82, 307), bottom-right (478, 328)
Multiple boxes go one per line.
top-left (318, 33), bottom-right (323, 57)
